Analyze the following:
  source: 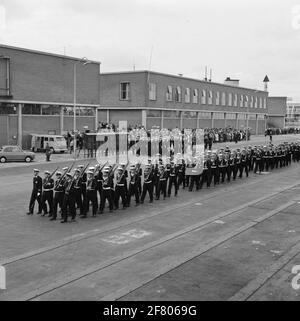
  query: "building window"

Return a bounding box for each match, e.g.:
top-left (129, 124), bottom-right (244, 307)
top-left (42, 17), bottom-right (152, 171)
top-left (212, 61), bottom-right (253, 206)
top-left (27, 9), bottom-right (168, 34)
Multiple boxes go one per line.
top-left (149, 83), bottom-right (157, 101)
top-left (237, 113), bottom-right (246, 120)
top-left (198, 112), bottom-right (211, 119)
top-left (41, 105), bottom-right (61, 115)
top-left (185, 88), bottom-right (191, 103)
top-left (182, 111), bottom-right (197, 118)
top-left (213, 112), bottom-right (225, 119)
top-left (240, 95), bottom-right (244, 108)
top-left (250, 96), bottom-right (254, 108)
top-left (120, 82), bottom-right (130, 100)
top-left (234, 94), bottom-right (238, 107)
top-left (226, 113), bottom-right (236, 120)
top-left (166, 85), bottom-right (173, 101)
top-left (263, 98), bottom-right (267, 109)
top-left (259, 97), bottom-right (263, 108)
top-left (254, 97), bottom-right (258, 108)
top-left (22, 104), bottom-right (42, 115)
top-left (228, 93), bottom-right (232, 106)
top-left (221, 92), bottom-right (226, 106)
top-left (78, 107), bottom-right (96, 116)
top-left (147, 110), bottom-right (161, 118)
top-left (257, 114), bottom-right (265, 120)
top-left (208, 90), bottom-right (213, 105)
top-left (63, 106), bottom-right (95, 116)
top-left (216, 91), bottom-right (220, 105)
top-left (192, 89), bottom-right (198, 104)
top-left (0, 103), bottom-right (17, 114)
top-left (175, 86), bottom-right (182, 102)
top-left (201, 89), bottom-right (206, 104)
top-left (244, 95), bottom-right (249, 108)
top-left (248, 114), bottom-right (257, 120)
top-left (164, 110), bottom-right (181, 118)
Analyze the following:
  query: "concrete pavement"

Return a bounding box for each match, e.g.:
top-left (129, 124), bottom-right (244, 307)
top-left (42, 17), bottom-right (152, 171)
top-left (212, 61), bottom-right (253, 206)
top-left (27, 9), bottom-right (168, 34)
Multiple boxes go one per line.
top-left (0, 152), bottom-right (299, 301)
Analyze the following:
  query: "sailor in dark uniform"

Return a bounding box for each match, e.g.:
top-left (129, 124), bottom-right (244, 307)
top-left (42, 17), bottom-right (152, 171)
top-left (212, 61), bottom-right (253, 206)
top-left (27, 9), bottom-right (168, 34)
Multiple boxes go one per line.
top-left (27, 169), bottom-right (42, 215)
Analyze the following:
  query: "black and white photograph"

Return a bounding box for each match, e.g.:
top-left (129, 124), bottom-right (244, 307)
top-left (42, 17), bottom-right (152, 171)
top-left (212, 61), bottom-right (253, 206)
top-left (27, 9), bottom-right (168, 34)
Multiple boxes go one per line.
top-left (0, 0), bottom-right (299, 313)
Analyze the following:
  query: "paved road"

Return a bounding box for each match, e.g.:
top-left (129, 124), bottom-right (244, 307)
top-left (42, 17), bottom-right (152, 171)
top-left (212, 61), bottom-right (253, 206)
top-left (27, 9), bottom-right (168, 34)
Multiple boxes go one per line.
top-left (0, 135), bottom-right (299, 301)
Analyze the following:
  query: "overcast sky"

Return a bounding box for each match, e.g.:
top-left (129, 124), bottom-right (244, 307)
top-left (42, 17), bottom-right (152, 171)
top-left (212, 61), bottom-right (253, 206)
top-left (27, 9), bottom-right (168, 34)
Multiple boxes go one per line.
top-left (1, 0), bottom-right (300, 99)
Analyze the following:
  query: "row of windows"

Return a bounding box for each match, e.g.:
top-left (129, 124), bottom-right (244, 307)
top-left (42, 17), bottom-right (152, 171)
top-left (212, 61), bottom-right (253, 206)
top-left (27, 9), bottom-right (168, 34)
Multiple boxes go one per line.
top-left (119, 82), bottom-right (267, 109)
top-left (146, 109), bottom-right (266, 120)
top-left (0, 104), bottom-right (96, 116)
top-left (164, 85), bottom-right (267, 109)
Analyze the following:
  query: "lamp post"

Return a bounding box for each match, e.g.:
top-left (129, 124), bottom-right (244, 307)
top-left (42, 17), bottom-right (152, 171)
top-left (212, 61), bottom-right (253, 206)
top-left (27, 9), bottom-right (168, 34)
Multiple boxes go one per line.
top-left (73, 57), bottom-right (92, 159)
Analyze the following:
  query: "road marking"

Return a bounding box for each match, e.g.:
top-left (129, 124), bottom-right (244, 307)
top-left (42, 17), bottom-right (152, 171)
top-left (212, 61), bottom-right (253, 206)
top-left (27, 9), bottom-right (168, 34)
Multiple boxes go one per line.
top-left (102, 229), bottom-right (152, 245)
top-left (214, 220), bottom-right (225, 224)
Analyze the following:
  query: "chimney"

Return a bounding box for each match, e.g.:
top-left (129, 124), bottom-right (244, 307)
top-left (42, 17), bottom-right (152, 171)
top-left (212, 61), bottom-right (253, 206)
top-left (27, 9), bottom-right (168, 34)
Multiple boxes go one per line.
top-left (224, 77), bottom-right (239, 87)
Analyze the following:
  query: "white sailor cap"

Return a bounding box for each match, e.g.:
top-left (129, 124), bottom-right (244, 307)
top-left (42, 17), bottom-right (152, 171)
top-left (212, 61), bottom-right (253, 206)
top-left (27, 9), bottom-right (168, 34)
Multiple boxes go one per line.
top-left (87, 171), bottom-right (93, 175)
top-left (63, 167), bottom-right (69, 171)
top-left (45, 170), bottom-right (50, 175)
top-left (33, 169), bottom-right (40, 172)
top-left (88, 167), bottom-right (95, 171)
top-left (56, 171), bottom-right (62, 176)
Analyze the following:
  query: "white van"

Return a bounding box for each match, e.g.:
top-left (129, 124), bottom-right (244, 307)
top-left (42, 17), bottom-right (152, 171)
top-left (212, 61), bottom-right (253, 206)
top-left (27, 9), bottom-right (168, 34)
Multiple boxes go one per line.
top-left (31, 134), bottom-right (68, 153)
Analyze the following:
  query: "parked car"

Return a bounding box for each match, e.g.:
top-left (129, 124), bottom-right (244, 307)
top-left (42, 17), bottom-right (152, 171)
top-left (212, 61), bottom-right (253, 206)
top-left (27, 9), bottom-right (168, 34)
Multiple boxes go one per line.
top-left (0, 146), bottom-right (35, 163)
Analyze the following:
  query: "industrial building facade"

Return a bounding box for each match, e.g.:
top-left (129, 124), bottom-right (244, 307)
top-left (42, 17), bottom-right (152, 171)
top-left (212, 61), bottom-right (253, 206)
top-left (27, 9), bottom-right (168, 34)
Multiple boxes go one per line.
top-left (0, 45), bottom-right (282, 149)
top-left (0, 45), bottom-right (100, 149)
top-left (100, 71), bottom-right (269, 134)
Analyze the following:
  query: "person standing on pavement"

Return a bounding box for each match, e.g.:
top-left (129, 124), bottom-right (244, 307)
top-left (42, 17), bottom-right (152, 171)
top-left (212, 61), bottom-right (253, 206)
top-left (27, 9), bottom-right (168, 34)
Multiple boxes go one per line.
top-left (45, 143), bottom-right (51, 162)
top-left (27, 169), bottom-right (42, 215)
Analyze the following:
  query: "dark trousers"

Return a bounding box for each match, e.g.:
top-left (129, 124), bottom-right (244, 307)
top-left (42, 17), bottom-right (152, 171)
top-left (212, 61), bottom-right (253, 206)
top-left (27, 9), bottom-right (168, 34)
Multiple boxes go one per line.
top-left (41, 191), bottom-right (53, 214)
top-left (156, 179), bottom-right (167, 199)
top-left (178, 172), bottom-right (185, 188)
top-left (62, 194), bottom-right (76, 221)
top-left (220, 167), bottom-right (226, 183)
top-left (227, 166), bottom-right (233, 181)
top-left (239, 163), bottom-right (245, 178)
top-left (200, 170), bottom-right (211, 188)
top-left (29, 190), bottom-right (42, 214)
top-left (100, 189), bottom-right (113, 212)
top-left (141, 182), bottom-right (153, 202)
top-left (52, 191), bottom-right (64, 219)
top-left (115, 185), bottom-right (127, 209)
top-left (168, 176), bottom-right (178, 195)
top-left (128, 183), bottom-right (140, 205)
top-left (212, 168), bottom-right (219, 185)
top-left (86, 190), bottom-right (98, 216)
top-left (189, 175), bottom-right (199, 191)
top-left (232, 165), bottom-right (238, 180)
top-left (74, 188), bottom-right (84, 215)
top-left (263, 157), bottom-right (269, 172)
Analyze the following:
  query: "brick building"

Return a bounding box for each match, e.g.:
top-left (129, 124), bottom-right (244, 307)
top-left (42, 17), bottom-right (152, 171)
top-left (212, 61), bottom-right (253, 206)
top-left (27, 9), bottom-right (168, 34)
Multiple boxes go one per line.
top-left (0, 44), bottom-right (100, 148)
top-left (100, 71), bottom-right (269, 134)
top-left (0, 45), bottom-right (285, 149)
top-left (267, 96), bottom-right (287, 128)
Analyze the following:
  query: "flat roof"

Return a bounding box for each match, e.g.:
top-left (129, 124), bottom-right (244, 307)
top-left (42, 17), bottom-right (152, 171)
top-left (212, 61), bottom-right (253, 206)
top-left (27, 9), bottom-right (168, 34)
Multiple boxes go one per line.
top-left (0, 44), bottom-right (101, 65)
top-left (101, 70), bottom-right (267, 93)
